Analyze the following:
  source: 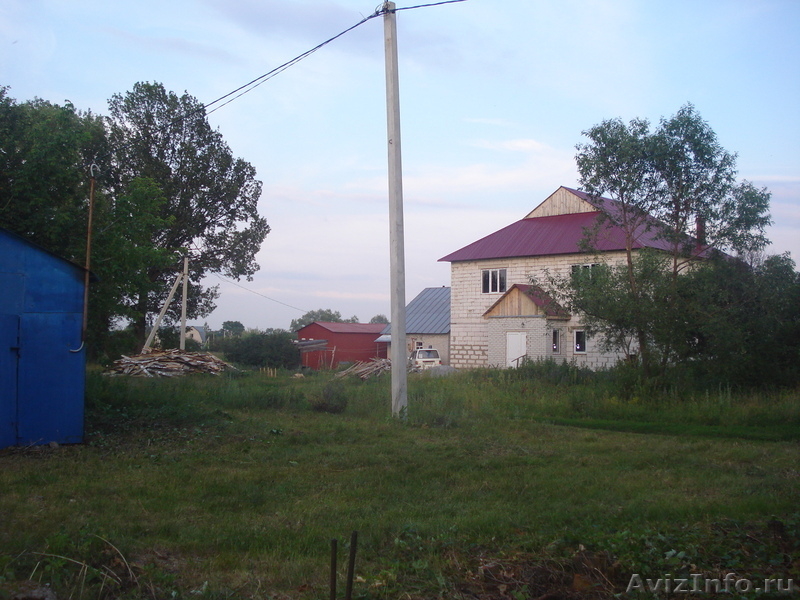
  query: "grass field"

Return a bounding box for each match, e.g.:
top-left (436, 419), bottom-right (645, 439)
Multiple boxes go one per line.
top-left (1, 364), bottom-right (798, 599)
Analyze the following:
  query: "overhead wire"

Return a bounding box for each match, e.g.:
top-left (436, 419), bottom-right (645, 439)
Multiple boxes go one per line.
top-left (213, 274), bottom-right (309, 314)
top-left (89, 1), bottom-right (467, 314)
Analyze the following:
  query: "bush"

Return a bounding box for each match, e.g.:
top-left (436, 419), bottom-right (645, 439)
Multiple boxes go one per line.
top-left (218, 330), bottom-right (300, 368)
top-left (309, 380), bottom-right (348, 413)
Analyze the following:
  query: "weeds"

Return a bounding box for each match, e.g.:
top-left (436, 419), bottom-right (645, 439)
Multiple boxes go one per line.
top-left (1, 368), bottom-right (798, 599)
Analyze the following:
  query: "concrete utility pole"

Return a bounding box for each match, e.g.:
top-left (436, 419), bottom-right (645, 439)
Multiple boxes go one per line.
top-left (383, 1), bottom-right (408, 417)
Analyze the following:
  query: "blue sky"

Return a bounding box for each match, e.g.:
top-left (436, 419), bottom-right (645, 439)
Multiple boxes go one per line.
top-left (3, 0), bottom-right (799, 331)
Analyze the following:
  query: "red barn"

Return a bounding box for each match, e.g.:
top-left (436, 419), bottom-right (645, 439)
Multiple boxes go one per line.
top-left (296, 322), bottom-right (388, 370)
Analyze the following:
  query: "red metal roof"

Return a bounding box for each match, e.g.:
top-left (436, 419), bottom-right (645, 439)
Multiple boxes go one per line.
top-left (439, 210), bottom-right (680, 263)
top-left (299, 322), bottom-right (387, 335)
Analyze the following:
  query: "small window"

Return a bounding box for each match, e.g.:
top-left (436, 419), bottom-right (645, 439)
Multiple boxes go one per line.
top-left (571, 263), bottom-right (599, 280)
top-left (482, 268), bottom-right (507, 293)
top-left (552, 330), bottom-right (560, 354)
top-left (415, 340), bottom-right (423, 349)
top-left (574, 330), bottom-right (587, 354)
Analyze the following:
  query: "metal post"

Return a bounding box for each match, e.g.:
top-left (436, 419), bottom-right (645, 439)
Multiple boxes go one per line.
top-left (180, 255), bottom-right (189, 350)
top-left (81, 166), bottom-right (98, 345)
top-left (383, 1), bottom-right (408, 417)
top-left (329, 538), bottom-right (337, 600)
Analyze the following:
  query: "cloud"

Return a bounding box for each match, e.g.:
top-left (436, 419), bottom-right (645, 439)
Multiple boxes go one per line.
top-left (105, 27), bottom-right (240, 64)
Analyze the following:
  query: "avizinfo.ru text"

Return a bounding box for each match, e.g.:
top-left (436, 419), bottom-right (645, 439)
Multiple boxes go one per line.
top-left (626, 573), bottom-right (797, 594)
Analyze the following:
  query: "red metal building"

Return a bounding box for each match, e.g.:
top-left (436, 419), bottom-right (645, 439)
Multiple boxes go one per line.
top-left (297, 322), bottom-right (388, 370)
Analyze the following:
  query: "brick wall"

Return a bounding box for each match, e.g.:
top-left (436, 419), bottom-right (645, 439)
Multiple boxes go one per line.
top-left (449, 251), bottom-right (630, 369)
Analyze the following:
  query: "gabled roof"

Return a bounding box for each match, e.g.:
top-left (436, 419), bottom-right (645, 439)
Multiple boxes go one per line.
top-left (483, 284), bottom-right (570, 319)
top-left (380, 287), bottom-right (450, 336)
top-left (300, 322), bottom-right (387, 335)
top-left (438, 186), bottom-right (687, 263)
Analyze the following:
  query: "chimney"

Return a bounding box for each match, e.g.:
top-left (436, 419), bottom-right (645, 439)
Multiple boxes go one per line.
top-left (695, 215), bottom-right (706, 250)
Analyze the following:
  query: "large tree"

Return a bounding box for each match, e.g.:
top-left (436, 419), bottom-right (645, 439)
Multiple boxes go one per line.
top-left (106, 82), bottom-right (269, 346)
top-left (562, 104), bottom-right (772, 378)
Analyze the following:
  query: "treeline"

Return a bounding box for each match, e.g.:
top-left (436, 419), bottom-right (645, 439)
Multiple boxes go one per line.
top-left (210, 329), bottom-right (300, 370)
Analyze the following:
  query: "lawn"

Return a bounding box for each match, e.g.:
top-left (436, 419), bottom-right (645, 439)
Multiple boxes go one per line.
top-left (1, 366), bottom-right (798, 599)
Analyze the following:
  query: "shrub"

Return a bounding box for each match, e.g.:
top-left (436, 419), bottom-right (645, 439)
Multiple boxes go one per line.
top-left (309, 380), bottom-right (348, 413)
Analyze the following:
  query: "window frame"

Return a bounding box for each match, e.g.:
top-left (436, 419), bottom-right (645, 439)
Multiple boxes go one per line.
top-left (552, 329), bottom-right (560, 354)
top-left (481, 268), bottom-right (507, 294)
top-left (574, 330), bottom-right (587, 354)
top-left (571, 263), bottom-right (600, 280)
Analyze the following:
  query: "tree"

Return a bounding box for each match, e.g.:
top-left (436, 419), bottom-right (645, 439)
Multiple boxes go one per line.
top-left (216, 329), bottom-right (300, 369)
top-left (0, 88), bottom-right (108, 261)
top-left (369, 314), bottom-right (390, 324)
top-left (106, 82), bottom-right (270, 347)
top-left (566, 104), bottom-right (772, 379)
top-left (290, 309), bottom-right (359, 332)
top-left (222, 321), bottom-right (245, 337)
top-left (0, 89), bottom-right (138, 358)
top-left (676, 252), bottom-right (800, 387)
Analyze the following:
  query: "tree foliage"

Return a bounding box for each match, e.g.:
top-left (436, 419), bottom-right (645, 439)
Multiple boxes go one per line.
top-left (552, 104), bottom-right (789, 385)
top-left (222, 321), bottom-right (245, 337)
top-left (213, 329), bottom-right (300, 369)
top-left (106, 82), bottom-right (270, 346)
top-left (0, 87), bottom-right (107, 261)
top-left (0, 84), bottom-right (270, 358)
top-left (290, 309), bottom-right (359, 332)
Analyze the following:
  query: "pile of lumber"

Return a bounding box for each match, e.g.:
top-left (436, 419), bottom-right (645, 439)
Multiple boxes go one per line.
top-left (335, 358), bottom-right (392, 380)
top-left (104, 349), bottom-right (236, 377)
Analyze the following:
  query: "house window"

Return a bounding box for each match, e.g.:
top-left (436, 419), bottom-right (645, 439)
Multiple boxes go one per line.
top-left (571, 263), bottom-right (599, 280)
top-left (552, 330), bottom-right (560, 354)
top-left (415, 340), bottom-right (423, 349)
top-left (574, 330), bottom-right (587, 354)
top-left (482, 268), bottom-right (507, 294)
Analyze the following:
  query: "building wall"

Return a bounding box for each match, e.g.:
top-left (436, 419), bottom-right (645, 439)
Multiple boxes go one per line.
top-left (525, 187), bottom-right (595, 218)
top-left (406, 333), bottom-right (450, 365)
top-left (0, 230), bottom-right (86, 447)
top-left (449, 250), bottom-right (630, 369)
top-left (298, 323), bottom-right (387, 369)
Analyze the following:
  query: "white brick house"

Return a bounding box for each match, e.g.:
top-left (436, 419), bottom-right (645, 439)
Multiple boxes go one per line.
top-left (439, 186), bottom-right (678, 369)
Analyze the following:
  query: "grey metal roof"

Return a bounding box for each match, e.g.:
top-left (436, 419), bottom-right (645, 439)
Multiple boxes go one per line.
top-left (381, 287), bottom-right (451, 335)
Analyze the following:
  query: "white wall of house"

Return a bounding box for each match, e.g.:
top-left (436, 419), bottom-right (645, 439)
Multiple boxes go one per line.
top-left (406, 333), bottom-right (450, 365)
top-left (449, 251), bottom-right (630, 369)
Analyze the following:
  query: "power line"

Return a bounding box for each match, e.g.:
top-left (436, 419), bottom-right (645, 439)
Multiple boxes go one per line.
top-left (213, 274), bottom-right (309, 314)
top-left (91, 0), bottom-right (468, 161)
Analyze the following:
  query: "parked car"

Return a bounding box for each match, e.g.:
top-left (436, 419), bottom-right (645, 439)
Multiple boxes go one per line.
top-left (408, 348), bottom-right (442, 370)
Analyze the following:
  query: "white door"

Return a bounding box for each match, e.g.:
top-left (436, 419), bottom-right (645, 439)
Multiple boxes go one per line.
top-left (506, 332), bottom-right (527, 368)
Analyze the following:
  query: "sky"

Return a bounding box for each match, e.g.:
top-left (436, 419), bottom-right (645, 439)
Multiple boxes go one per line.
top-left (2, 0), bottom-right (799, 332)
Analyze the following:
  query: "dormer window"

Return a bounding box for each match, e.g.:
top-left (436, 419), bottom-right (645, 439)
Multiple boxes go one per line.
top-left (482, 268), bottom-right (507, 294)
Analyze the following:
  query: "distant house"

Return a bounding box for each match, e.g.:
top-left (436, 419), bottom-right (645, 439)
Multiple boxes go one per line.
top-left (378, 287), bottom-right (451, 365)
top-left (0, 228), bottom-right (87, 447)
top-left (186, 325), bottom-right (208, 347)
top-left (439, 185), bottom-right (698, 369)
top-left (296, 322), bottom-right (388, 370)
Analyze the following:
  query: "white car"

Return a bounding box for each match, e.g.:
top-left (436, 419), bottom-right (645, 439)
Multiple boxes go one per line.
top-left (408, 348), bottom-right (442, 370)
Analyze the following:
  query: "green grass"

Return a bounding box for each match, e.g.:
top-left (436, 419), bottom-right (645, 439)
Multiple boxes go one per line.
top-left (0, 367), bottom-right (798, 599)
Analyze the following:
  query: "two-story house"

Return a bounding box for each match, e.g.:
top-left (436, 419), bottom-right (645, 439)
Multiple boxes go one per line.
top-left (439, 186), bottom-right (679, 369)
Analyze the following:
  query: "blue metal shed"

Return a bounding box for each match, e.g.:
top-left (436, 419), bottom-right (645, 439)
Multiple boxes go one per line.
top-left (0, 228), bottom-right (86, 448)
